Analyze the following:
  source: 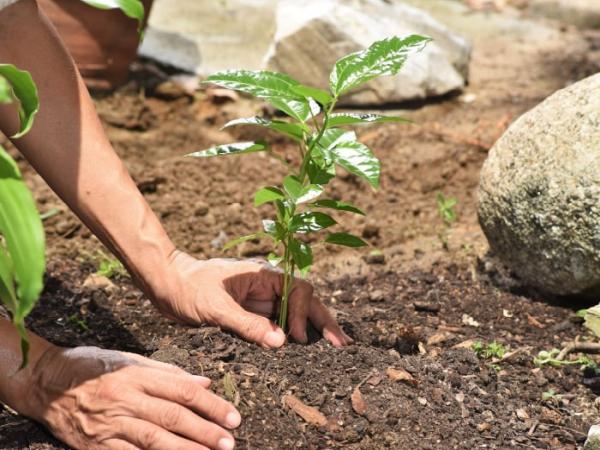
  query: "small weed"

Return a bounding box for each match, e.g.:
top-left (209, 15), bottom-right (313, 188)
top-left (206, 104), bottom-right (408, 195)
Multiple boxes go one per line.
top-left (436, 192), bottom-right (458, 250)
top-left (67, 314), bottom-right (89, 332)
top-left (473, 341), bottom-right (506, 359)
top-left (541, 389), bottom-right (562, 402)
top-left (96, 257), bottom-right (127, 279)
top-left (534, 348), bottom-right (598, 370)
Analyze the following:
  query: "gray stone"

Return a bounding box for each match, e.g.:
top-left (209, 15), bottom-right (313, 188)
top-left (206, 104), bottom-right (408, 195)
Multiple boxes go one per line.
top-left (585, 425), bottom-right (600, 450)
top-left (478, 74), bottom-right (600, 296)
top-left (529, 0), bottom-right (600, 30)
top-left (267, 0), bottom-right (471, 105)
top-left (139, 0), bottom-right (277, 74)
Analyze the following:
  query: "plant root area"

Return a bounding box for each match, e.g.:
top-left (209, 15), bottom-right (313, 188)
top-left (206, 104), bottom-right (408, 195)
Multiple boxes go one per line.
top-left (2, 9), bottom-right (600, 450)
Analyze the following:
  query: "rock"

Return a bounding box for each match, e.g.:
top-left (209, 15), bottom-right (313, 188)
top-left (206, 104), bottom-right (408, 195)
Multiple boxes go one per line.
top-left (267, 0), bottom-right (471, 105)
top-left (478, 74), bottom-right (600, 296)
top-left (585, 425), bottom-right (600, 450)
top-left (585, 305), bottom-right (600, 339)
top-left (529, 0), bottom-right (600, 30)
top-left (82, 274), bottom-right (117, 294)
top-left (369, 289), bottom-right (386, 302)
top-left (139, 0), bottom-right (277, 74)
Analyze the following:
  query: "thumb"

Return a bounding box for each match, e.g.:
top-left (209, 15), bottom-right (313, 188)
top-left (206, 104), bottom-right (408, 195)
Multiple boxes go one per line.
top-left (212, 294), bottom-right (286, 349)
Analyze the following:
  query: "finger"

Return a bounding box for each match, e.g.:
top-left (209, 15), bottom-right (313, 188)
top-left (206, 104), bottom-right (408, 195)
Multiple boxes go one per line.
top-left (122, 353), bottom-right (212, 388)
top-left (117, 418), bottom-right (213, 450)
top-left (139, 369), bottom-right (241, 430)
top-left (287, 280), bottom-right (313, 344)
top-left (243, 298), bottom-right (277, 318)
top-left (210, 293), bottom-right (285, 348)
top-left (101, 438), bottom-right (141, 450)
top-left (309, 298), bottom-right (354, 347)
top-left (134, 395), bottom-right (235, 450)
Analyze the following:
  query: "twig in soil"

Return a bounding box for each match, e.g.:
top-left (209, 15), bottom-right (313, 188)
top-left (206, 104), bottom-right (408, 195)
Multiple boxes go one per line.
top-left (556, 342), bottom-right (600, 361)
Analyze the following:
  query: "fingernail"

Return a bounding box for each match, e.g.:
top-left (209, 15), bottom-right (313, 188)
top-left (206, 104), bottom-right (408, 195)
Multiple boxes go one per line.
top-left (218, 437), bottom-right (235, 450)
top-left (225, 411), bottom-right (241, 428)
top-left (265, 330), bottom-right (284, 348)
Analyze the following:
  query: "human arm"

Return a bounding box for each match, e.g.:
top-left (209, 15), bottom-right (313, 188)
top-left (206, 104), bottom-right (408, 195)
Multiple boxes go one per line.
top-left (0, 0), bottom-right (351, 348)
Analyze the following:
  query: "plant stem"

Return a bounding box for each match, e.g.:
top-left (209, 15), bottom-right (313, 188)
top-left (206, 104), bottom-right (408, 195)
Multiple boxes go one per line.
top-left (278, 238), bottom-right (295, 331)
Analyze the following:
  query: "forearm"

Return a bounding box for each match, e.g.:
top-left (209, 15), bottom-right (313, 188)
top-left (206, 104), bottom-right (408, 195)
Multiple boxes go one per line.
top-left (0, 0), bottom-right (175, 296)
top-left (0, 317), bottom-right (54, 417)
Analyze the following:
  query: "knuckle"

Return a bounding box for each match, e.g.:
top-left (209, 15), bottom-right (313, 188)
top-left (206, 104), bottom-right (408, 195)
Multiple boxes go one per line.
top-left (160, 404), bottom-right (182, 430)
top-left (177, 380), bottom-right (199, 404)
top-left (137, 426), bottom-right (160, 448)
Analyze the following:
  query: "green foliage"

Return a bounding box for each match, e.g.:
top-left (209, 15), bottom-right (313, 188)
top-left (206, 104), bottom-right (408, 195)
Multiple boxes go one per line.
top-left (79, 0), bottom-right (145, 32)
top-left (472, 341), bottom-right (506, 359)
top-left (576, 308), bottom-right (588, 318)
top-left (534, 348), bottom-right (598, 370)
top-left (0, 69), bottom-right (44, 367)
top-left (436, 192), bottom-right (458, 250)
top-left (67, 314), bottom-right (90, 332)
top-left (192, 35), bottom-right (431, 330)
top-left (96, 257), bottom-right (127, 279)
top-left (541, 389), bottom-right (562, 402)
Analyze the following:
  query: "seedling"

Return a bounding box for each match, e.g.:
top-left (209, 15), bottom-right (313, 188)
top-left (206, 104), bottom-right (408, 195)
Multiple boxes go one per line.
top-left (189, 35), bottom-right (431, 331)
top-left (534, 348), bottom-right (598, 370)
top-left (96, 255), bottom-right (128, 279)
top-left (67, 314), bottom-right (90, 332)
top-left (436, 192), bottom-right (457, 250)
top-left (541, 389), bottom-right (562, 402)
top-left (472, 340), bottom-right (507, 359)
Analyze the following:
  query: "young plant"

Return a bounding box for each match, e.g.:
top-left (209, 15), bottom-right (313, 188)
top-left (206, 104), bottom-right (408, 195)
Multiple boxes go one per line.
top-left (0, 64), bottom-right (44, 367)
top-left (188, 35), bottom-right (431, 331)
top-left (96, 255), bottom-right (128, 279)
top-left (436, 192), bottom-right (457, 250)
top-left (472, 340), bottom-right (507, 359)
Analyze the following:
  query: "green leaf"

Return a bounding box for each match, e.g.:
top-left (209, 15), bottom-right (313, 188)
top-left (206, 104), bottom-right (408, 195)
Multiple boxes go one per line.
top-left (205, 71), bottom-right (320, 122)
top-left (289, 84), bottom-right (333, 106)
top-left (289, 239), bottom-right (313, 275)
top-left (330, 35), bottom-right (432, 97)
top-left (283, 175), bottom-right (304, 200)
top-left (263, 219), bottom-right (286, 240)
top-left (325, 232), bottom-right (368, 248)
top-left (297, 184), bottom-right (324, 204)
top-left (0, 65), bottom-right (40, 138)
top-left (290, 212), bottom-right (336, 233)
top-left (0, 146), bottom-right (45, 323)
top-left (0, 246), bottom-right (17, 313)
top-left (0, 76), bottom-right (11, 104)
top-left (223, 233), bottom-right (265, 251)
top-left (79, 0), bottom-right (145, 31)
top-left (267, 252), bottom-right (283, 267)
top-left (329, 141), bottom-right (381, 188)
top-left (306, 157), bottom-right (336, 185)
top-left (222, 117), bottom-right (307, 141)
top-left (315, 128), bottom-right (357, 151)
top-left (186, 141), bottom-right (267, 158)
top-left (311, 199), bottom-right (365, 215)
top-left (328, 113), bottom-right (411, 127)
top-left (254, 186), bottom-right (285, 207)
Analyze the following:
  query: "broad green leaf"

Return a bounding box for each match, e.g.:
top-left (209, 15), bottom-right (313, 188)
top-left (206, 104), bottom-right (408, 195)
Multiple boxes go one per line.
top-left (290, 211), bottom-right (336, 233)
top-left (254, 186), bottom-right (285, 207)
top-left (186, 141), bottom-right (267, 158)
top-left (222, 117), bottom-right (307, 141)
top-left (283, 175), bottom-right (303, 200)
top-left (314, 128), bottom-right (357, 151)
top-left (311, 199), bottom-right (365, 215)
top-left (289, 238), bottom-right (313, 275)
top-left (330, 141), bottom-right (380, 188)
top-left (223, 233), bottom-right (266, 251)
top-left (325, 232), bottom-right (368, 248)
top-left (0, 246), bottom-right (17, 313)
top-left (263, 219), bottom-right (286, 240)
top-left (0, 147), bottom-right (44, 321)
top-left (0, 76), bottom-right (11, 104)
top-left (330, 35), bottom-right (432, 97)
top-left (205, 71), bottom-right (319, 122)
top-left (79, 0), bottom-right (145, 31)
top-left (267, 252), bottom-right (283, 267)
top-left (306, 157), bottom-right (336, 185)
top-left (328, 113), bottom-right (411, 128)
top-left (296, 184), bottom-right (324, 204)
top-left (289, 84), bottom-right (333, 106)
top-left (0, 65), bottom-right (39, 138)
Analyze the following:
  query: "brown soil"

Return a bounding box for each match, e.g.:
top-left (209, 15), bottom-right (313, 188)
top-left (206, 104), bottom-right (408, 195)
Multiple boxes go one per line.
top-left (2, 7), bottom-right (600, 450)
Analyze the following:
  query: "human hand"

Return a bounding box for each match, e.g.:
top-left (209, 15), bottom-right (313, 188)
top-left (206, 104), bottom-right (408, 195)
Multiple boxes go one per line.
top-left (153, 251), bottom-right (353, 348)
top-left (25, 346), bottom-right (240, 450)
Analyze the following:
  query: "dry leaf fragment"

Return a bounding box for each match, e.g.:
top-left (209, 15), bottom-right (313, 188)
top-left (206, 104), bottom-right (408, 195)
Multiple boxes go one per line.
top-left (367, 374), bottom-right (383, 386)
top-left (386, 367), bottom-right (417, 385)
top-left (516, 408), bottom-right (530, 420)
top-left (351, 387), bottom-right (367, 416)
top-left (462, 314), bottom-right (480, 327)
top-left (527, 314), bottom-right (545, 329)
top-left (282, 395), bottom-right (328, 428)
top-left (427, 331), bottom-right (455, 346)
top-left (453, 339), bottom-right (477, 349)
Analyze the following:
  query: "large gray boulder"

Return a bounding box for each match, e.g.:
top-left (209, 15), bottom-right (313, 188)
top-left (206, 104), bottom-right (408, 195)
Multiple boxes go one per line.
top-left (138, 0), bottom-right (471, 105)
top-left (266, 0), bottom-right (471, 105)
top-left (139, 0), bottom-right (277, 74)
top-left (478, 74), bottom-right (600, 297)
top-left (528, 0), bottom-right (600, 30)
